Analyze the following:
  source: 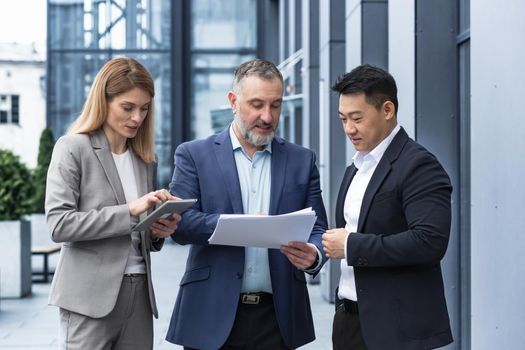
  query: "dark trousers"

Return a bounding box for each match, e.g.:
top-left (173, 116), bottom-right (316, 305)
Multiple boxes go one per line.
top-left (185, 293), bottom-right (289, 350)
top-left (332, 299), bottom-right (368, 350)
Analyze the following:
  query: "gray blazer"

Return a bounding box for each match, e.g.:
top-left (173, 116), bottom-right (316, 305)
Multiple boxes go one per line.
top-left (45, 129), bottom-right (162, 318)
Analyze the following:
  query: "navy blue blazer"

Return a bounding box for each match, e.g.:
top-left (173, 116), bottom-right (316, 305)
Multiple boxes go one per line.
top-left (336, 128), bottom-right (453, 350)
top-left (166, 129), bottom-right (328, 350)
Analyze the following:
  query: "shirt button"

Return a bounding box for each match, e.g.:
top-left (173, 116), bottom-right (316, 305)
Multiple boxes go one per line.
top-left (248, 267), bottom-right (253, 272)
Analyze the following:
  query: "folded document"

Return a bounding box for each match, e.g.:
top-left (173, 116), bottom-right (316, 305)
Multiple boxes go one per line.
top-left (208, 208), bottom-right (317, 249)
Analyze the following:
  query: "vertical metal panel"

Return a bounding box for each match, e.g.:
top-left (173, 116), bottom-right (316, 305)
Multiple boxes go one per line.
top-left (257, 0), bottom-right (279, 63)
top-left (46, 0), bottom-right (52, 129)
top-left (319, 0), bottom-right (346, 225)
top-left (171, 0), bottom-right (190, 149)
top-left (319, 0), bottom-right (347, 303)
top-left (416, 1), bottom-right (460, 348)
top-left (388, 0), bottom-right (416, 139)
top-left (361, 0), bottom-right (388, 69)
top-left (470, 1), bottom-right (525, 348)
top-left (301, 0), bottom-right (320, 155)
top-left (458, 39), bottom-right (470, 350)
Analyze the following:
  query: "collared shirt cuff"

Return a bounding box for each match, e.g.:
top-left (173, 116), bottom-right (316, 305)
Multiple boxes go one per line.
top-left (304, 246), bottom-right (323, 273)
top-left (345, 232), bottom-right (349, 260)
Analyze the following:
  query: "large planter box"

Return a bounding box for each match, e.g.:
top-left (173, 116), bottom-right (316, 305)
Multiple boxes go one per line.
top-left (30, 213), bottom-right (59, 248)
top-left (0, 220), bottom-right (32, 298)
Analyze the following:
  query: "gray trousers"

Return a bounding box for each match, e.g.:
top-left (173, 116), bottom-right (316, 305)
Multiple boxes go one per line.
top-left (59, 274), bottom-right (153, 350)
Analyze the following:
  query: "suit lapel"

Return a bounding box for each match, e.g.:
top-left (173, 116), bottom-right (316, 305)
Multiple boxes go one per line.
top-left (90, 129), bottom-right (127, 205)
top-left (335, 165), bottom-right (357, 228)
top-left (214, 129), bottom-right (244, 214)
top-left (269, 137), bottom-right (286, 215)
top-left (357, 158), bottom-right (392, 232)
top-left (357, 128), bottom-right (408, 232)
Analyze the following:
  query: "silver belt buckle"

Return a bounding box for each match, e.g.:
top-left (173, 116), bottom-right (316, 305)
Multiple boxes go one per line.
top-left (242, 294), bottom-right (260, 304)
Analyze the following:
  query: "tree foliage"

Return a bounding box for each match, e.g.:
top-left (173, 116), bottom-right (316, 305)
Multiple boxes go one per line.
top-left (0, 149), bottom-right (33, 220)
top-left (30, 128), bottom-right (55, 213)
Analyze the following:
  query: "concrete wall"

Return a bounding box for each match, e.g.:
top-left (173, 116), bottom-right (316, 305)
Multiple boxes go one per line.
top-left (470, 1), bottom-right (525, 348)
top-left (0, 61), bottom-right (45, 169)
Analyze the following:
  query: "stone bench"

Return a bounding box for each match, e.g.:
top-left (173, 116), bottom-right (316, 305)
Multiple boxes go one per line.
top-left (32, 246), bottom-right (60, 283)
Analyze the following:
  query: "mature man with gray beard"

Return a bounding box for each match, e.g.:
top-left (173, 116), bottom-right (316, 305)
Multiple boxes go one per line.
top-left (165, 59), bottom-right (328, 350)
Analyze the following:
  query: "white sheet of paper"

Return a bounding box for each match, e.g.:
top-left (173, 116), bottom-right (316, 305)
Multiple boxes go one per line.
top-left (208, 208), bottom-right (317, 249)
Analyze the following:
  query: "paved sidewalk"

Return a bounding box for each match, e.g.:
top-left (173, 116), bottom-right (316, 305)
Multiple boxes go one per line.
top-left (0, 242), bottom-right (333, 349)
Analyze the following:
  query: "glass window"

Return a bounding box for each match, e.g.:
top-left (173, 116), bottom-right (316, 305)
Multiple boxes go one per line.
top-left (190, 53), bottom-right (256, 138)
top-left (0, 95), bottom-right (19, 124)
top-left (191, 0), bottom-right (256, 49)
top-left (192, 70), bottom-right (237, 138)
top-left (189, 0), bottom-right (257, 139)
top-left (193, 54), bottom-right (255, 70)
top-left (48, 0), bottom-right (173, 186)
top-left (11, 95), bottom-right (19, 124)
top-left (49, 0), bottom-right (169, 50)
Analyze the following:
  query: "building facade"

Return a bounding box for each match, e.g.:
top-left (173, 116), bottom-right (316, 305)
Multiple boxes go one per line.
top-left (46, 1), bottom-right (525, 348)
top-left (0, 43), bottom-right (45, 168)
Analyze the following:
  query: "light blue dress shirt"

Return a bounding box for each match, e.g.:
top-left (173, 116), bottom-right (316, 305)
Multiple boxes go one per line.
top-left (229, 125), bottom-right (273, 293)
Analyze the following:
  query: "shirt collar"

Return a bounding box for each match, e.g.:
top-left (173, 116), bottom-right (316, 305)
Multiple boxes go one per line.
top-left (229, 124), bottom-right (272, 155)
top-left (353, 124), bottom-right (401, 170)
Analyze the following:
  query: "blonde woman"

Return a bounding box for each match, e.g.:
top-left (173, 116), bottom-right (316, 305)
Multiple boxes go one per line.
top-left (45, 57), bottom-right (180, 349)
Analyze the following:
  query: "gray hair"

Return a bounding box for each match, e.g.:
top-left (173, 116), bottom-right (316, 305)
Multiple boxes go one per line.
top-left (232, 59), bottom-right (283, 93)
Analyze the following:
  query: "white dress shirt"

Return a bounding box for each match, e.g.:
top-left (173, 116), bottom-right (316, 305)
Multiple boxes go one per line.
top-left (112, 149), bottom-right (146, 274)
top-left (338, 125), bottom-right (400, 301)
top-left (229, 126), bottom-right (274, 293)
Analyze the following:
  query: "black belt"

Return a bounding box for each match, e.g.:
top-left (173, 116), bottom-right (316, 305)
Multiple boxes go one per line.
top-left (337, 298), bottom-right (359, 313)
top-left (123, 273), bottom-right (146, 281)
top-left (240, 292), bottom-right (273, 305)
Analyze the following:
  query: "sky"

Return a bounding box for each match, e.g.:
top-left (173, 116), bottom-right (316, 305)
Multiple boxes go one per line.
top-left (0, 0), bottom-right (47, 53)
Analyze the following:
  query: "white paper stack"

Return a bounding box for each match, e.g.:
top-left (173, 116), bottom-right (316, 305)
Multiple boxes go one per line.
top-left (208, 208), bottom-right (317, 249)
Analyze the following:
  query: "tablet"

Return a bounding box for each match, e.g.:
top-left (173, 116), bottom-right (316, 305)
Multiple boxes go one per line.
top-left (133, 199), bottom-right (197, 232)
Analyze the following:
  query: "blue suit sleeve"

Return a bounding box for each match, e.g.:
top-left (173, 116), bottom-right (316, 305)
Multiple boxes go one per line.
top-left (169, 143), bottom-right (220, 245)
top-left (305, 152), bottom-right (329, 270)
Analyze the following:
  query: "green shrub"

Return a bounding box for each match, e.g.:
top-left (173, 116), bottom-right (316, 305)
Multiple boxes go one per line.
top-left (0, 149), bottom-right (33, 220)
top-left (30, 128), bottom-right (55, 213)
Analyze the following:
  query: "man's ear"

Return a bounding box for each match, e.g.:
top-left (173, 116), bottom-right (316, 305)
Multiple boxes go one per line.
top-left (227, 91), bottom-right (238, 114)
top-left (383, 101), bottom-right (396, 120)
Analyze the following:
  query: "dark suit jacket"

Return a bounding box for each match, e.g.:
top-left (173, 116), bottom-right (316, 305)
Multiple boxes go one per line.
top-left (336, 127), bottom-right (453, 350)
top-left (166, 128), bottom-right (328, 350)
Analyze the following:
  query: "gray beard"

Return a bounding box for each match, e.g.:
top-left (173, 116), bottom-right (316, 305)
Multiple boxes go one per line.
top-left (234, 114), bottom-right (274, 147)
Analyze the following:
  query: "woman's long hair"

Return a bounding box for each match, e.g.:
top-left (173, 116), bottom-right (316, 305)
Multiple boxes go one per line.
top-left (67, 57), bottom-right (156, 163)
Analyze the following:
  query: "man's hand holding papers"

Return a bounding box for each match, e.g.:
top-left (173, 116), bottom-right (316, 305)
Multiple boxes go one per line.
top-left (280, 241), bottom-right (319, 270)
top-left (208, 208), bottom-right (320, 271)
top-left (208, 208), bottom-right (317, 249)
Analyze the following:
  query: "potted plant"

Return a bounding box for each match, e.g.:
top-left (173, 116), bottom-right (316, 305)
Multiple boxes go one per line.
top-left (29, 128), bottom-right (57, 248)
top-left (0, 149), bottom-right (33, 298)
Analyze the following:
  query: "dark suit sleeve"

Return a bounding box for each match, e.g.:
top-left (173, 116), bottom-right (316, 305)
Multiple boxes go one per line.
top-left (305, 152), bottom-right (329, 270)
top-left (168, 143), bottom-right (220, 245)
top-left (346, 152), bottom-right (452, 267)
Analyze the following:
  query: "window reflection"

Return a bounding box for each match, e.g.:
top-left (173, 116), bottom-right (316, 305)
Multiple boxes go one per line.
top-left (190, 0), bottom-right (257, 139)
top-left (48, 0), bottom-right (172, 186)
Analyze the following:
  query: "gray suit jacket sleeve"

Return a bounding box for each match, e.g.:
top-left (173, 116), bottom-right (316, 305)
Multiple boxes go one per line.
top-left (46, 135), bottom-right (135, 243)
